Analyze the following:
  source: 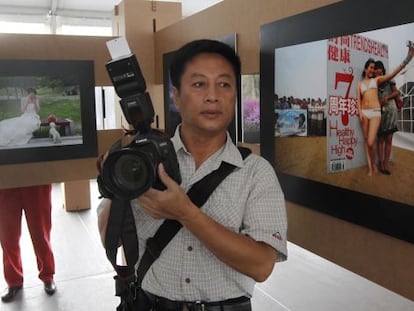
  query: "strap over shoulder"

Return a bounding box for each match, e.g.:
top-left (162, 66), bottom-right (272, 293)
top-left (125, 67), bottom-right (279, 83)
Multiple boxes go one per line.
top-left (237, 146), bottom-right (251, 160)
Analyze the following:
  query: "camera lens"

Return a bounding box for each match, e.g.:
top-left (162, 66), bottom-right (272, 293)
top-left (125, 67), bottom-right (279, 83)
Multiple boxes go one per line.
top-left (103, 150), bottom-right (156, 199)
top-left (113, 153), bottom-right (150, 191)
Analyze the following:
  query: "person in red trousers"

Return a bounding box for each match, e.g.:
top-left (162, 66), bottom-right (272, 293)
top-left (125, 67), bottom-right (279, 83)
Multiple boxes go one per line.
top-left (0, 184), bottom-right (56, 303)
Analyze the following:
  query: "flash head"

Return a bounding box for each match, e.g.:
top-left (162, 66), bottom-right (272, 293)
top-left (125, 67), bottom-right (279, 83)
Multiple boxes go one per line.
top-left (106, 54), bottom-right (146, 98)
top-left (105, 53), bottom-right (154, 132)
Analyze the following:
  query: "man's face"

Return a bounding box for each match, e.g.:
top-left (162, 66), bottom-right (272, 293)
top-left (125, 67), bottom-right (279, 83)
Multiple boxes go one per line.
top-left (172, 53), bottom-right (236, 137)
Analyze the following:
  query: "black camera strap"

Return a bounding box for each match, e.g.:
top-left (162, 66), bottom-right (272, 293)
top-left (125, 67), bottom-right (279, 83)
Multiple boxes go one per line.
top-left (104, 146), bottom-right (251, 291)
top-left (105, 198), bottom-right (139, 276)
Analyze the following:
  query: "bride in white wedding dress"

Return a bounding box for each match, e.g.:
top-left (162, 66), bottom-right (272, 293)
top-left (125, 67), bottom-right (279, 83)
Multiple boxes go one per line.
top-left (0, 88), bottom-right (41, 146)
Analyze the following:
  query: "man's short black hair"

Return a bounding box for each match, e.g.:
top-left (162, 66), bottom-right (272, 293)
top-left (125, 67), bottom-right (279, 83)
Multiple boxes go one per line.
top-left (170, 39), bottom-right (241, 91)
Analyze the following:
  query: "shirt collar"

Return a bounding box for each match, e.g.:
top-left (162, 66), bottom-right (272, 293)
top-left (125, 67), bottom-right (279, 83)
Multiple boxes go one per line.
top-left (171, 125), bottom-right (245, 168)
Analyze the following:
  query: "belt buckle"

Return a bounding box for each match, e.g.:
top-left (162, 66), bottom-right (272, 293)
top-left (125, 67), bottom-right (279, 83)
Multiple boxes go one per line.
top-left (197, 301), bottom-right (206, 311)
top-left (189, 301), bottom-right (205, 311)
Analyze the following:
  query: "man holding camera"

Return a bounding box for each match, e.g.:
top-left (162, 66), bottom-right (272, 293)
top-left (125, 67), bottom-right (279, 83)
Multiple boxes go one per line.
top-left (98, 39), bottom-right (287, 311)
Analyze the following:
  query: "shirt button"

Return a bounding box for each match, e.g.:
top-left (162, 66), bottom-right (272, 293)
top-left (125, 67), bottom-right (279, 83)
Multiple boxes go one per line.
top-left (185, 278), bottom-right (191, 283)
top-left (187, 246), bottom-right (193, 251)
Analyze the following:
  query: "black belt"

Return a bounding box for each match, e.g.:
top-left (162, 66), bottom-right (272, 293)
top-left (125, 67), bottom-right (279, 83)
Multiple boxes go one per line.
top-left (145, 291), bottom-right (251, 311)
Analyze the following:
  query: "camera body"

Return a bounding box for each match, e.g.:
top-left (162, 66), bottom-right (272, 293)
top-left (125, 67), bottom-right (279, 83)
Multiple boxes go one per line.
top-left (98, 40), bottom-right (181, 200)
top-left (99, 130), bottom-right (181, 200)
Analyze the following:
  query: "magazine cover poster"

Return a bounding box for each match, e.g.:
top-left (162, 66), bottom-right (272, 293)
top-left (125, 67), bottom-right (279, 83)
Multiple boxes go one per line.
top-left (326, 34), bottom-right (388, 173)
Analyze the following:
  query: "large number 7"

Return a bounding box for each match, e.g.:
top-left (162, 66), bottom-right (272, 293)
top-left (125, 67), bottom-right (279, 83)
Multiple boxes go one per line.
top-left (334, 72), bottom-right (354, 126)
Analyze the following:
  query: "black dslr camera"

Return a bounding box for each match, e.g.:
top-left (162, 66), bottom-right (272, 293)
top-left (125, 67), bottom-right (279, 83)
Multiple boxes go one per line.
top-left (98, 46), bottom-right (181, 200)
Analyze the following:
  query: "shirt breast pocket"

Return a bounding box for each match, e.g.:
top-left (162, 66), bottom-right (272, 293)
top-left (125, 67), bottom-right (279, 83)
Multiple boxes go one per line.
top-left (203, 187), bottom-right (246, 232)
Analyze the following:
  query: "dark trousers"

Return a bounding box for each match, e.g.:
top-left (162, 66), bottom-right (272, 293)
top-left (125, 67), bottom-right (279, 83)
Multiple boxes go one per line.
top-left (0, 185), bottom-right (55, 286)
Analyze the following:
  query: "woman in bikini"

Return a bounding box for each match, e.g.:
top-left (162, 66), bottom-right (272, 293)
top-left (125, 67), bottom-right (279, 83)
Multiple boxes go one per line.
top-left (356, 45), bottom-right (414, 176)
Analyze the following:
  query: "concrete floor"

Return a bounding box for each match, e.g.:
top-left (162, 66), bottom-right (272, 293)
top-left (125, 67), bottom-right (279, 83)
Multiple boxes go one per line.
top-left (1, 182), bottom-right (413, 310)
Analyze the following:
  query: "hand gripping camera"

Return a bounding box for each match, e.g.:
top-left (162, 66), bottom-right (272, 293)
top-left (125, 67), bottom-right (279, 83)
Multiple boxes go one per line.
top-left (97, 41), bottom-right (181, 200)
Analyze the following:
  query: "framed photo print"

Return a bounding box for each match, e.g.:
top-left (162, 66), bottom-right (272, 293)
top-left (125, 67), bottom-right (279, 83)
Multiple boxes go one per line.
top-left (0, 59), bottom-right (97, 165)
top-left (260, 0), bottom-right (414, 243)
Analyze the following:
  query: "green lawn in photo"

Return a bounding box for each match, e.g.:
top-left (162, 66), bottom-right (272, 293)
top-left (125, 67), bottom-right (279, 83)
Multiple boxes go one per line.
top-left (0, 85), bottom-right (83, 137)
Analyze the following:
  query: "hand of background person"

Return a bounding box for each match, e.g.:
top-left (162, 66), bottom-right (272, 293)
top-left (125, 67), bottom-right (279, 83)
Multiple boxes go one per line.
top-left (408, 45), bottom-right (414, 58)
top-left (358, 111), bottom-right (365, 122)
